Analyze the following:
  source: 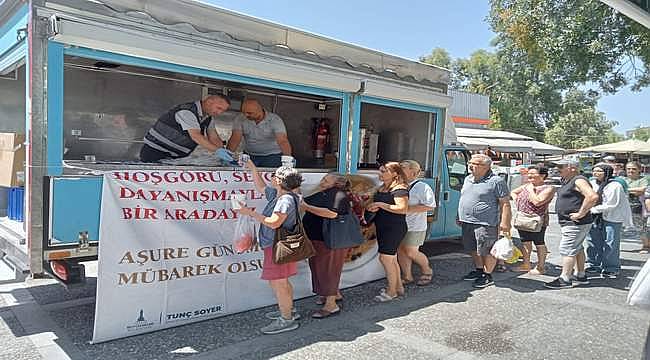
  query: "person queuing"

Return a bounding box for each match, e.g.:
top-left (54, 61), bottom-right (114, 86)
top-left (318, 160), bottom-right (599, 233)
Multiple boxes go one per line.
top-left (624, 161), bottom-right (650, 252)
top-left (545, 159), bottom-right (599, 289)
top-left (586, 163), bottom-right (633, 278)
top-left (366, 162), bottom-right (409, 302)
top-left (140, 95), bottom-right (234, 163)
top-left (235, 161), bottom-right (303, 335)
top-left (458, 154), bottom-right (511, 289)
top-left (300, 173), bottom-right (354, 318)
top-left (398, 160), bottom-right (436, 286)
top-left (510, 165), bottom-right (555, 275)
top-left (227, 99), bottom-right (292, 167)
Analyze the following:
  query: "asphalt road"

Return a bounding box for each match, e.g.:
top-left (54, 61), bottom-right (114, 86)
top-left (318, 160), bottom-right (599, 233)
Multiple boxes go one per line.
top-left (0, 213), bottom-right (648, 360)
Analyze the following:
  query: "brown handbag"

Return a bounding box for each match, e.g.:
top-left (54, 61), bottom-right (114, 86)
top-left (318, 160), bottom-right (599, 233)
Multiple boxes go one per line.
top-left (272, 194), bottom-right (315, 264)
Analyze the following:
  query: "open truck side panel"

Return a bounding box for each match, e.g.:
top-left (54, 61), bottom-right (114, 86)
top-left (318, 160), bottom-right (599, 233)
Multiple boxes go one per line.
top-left (0, 0), bottom-right (467, 285)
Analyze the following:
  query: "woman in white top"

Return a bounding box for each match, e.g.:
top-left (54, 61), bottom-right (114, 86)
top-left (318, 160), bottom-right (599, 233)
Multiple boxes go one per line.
top-left (398, 160), bottom-right (437, 286)
top-left (586, 163), bottom-right (633, 278)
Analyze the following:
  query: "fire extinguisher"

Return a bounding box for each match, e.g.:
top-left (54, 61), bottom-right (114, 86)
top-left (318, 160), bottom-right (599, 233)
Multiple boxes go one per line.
top-left (313, 118), bottom-right (330, 159)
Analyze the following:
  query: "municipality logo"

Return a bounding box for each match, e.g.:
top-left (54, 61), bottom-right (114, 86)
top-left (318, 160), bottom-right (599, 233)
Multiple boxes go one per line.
top-left (126, 309), bottom-right (155, 332)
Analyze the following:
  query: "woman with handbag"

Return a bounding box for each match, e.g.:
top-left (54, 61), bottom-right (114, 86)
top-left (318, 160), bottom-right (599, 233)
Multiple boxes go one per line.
top-left (236, 160), bottom-right (304, 335)
top-left (301, 173), bottom-right (360, 318)
top-left (586, 163), bottom-right (633, 278)
top-left (398, 160), bottom-right (436, 286)
top-left (366, 162), bottom-right (409, 302)
top-left (510, 165), bottom-right (555, 274)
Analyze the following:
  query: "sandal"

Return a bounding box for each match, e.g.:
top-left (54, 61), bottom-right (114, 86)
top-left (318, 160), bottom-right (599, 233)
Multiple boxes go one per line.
top-left (315, 295), bottom-right (344, 305)
top-left (495, 264), bottom-right (508, 272)
top-left (311, 307), bottom-right (341, 319)
top-left (512, 264), bottom-right (531, 272)
top-left (416, 273), bottom-right (433, 286)
top-left (381, 287), bottom-right (404, 297)
top-left (374, 291), bottom-right (398, 302)
top-left (402, 278), bottom-right (414, 286)
top-left (528, 268), bottom-right (544, 275)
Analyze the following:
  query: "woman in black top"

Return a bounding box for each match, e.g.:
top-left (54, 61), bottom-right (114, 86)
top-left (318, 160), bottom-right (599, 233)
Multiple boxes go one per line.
top-left (301, 173), bottom-right (352, 318)
top-left (367, 162), bottom-right (409, 302)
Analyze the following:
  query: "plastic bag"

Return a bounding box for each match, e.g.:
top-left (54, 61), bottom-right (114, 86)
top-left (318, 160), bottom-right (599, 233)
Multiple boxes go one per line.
top-left (233, 215), bottom-right (257, 253)
top-left (628, 258), bottom-right (650, 309)
top-left (490, 234), bottom-right (514, 260)
top-left (504, 246), bottom-right (523, 264)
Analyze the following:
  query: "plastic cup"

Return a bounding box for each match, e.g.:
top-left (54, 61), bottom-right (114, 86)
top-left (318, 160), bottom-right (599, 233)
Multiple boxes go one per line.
top-left (281, 155), bottom-right (296, 168)
top-left (230, 194), bottom-right (246, 209)
top-left (239, 153), bottom-right (250, 167)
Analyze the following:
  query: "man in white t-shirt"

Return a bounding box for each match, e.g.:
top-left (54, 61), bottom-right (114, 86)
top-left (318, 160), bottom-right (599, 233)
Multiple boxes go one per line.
top-left (140, 95), bottom-right (234, 163)
top-left (398, 160), bottom-right (437, 286)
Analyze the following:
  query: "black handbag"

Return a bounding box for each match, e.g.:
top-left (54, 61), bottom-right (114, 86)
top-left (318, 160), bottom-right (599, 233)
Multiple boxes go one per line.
top-left (272, 194), bottom-right (315, 264)
top-left (323, 211), bottom-right (365, 249)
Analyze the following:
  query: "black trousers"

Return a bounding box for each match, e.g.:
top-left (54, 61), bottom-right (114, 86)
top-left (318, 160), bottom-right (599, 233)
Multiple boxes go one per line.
top-left (139, 144), bottom-right (173, 162)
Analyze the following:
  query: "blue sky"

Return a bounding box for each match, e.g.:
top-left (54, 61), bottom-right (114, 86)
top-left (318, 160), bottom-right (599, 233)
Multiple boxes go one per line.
top-left (204, 0), bottom-right (647, 133)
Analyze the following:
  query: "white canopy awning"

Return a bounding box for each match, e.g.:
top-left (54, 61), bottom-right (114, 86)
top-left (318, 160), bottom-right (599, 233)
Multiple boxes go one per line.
top-left (455, 128), bottom-right (565, 155)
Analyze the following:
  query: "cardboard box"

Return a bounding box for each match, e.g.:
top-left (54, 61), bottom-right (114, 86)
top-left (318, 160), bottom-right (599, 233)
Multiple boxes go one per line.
top-left (0, 133), bottom-right (26, 187)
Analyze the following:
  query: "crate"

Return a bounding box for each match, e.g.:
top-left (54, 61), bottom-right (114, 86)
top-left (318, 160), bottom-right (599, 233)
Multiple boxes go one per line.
top-left (7, 187), bottom-right (24, 222)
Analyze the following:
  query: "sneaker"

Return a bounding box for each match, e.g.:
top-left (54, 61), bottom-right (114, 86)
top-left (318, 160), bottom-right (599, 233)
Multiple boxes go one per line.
top-left (544, 277), bottom-right (573, 289)
top-left (463, 270), bottom-right (483, 281)
top-left (264, 309), bottom-right (301, 320)
top-left (570, 274), bottom-right (590, 285)
top-left (472, 274), bottom-right (494, 288)
top-left (601, 271), bottom-right (618, 279)
top-left (260, 317), bottom-right (299, 335)
top-left (585, 267), bottom-right (601, 274)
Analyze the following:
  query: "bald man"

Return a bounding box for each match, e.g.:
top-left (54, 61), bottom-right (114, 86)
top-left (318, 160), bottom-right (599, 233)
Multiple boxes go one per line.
top-left (227, 99), bottom-right (292, 167)
top-left (140, 95), bottom-right (235, 163)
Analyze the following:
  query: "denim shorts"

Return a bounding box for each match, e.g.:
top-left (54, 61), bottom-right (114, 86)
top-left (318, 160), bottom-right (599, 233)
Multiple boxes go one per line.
top-left (559, 224), bottom-right (591, 257)
top-left (461, 222), bottom-right (498, 256)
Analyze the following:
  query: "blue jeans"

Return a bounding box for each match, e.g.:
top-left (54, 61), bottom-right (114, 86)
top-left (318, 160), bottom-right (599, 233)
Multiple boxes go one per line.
top-left (586, 220), bottom-right (622, 273)
top-left (249, 153), bottom-right (282, 168)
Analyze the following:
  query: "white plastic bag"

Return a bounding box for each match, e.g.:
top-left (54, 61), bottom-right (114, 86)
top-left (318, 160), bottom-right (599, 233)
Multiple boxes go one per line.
top-left (628, 258), bottom-right (650, 309)
top-left (233, 215), bottom-right (257, 253)
top-left (491, 235), bottom-right (514, 260)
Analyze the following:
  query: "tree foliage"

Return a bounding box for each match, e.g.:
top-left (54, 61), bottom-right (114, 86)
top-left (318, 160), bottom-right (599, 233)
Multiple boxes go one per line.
top-left (628, 127), bottom-right (650, 141)
top-left (489, 0), bottom-right (650, 93)
top-left (419, 0), bottom-right (643, 146)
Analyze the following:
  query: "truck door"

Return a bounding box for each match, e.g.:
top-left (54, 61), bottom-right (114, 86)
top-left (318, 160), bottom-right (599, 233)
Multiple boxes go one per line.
top-left (441, 147), bottom-right (469, 238)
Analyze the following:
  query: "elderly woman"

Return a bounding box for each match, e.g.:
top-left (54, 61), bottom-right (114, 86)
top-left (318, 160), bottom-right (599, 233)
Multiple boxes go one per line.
top-left (624, 161), bottom-right (650, 252)
top-left (366, 162), bottom-right (409, 302)
top-left (236, 160), bottom-right (303, 335)
top-left (300, 173), bottom-right (354, 318)
top-left (398, 160), bottom-right (436, 286)
top-left (510, 165), bottom-right (555, 275)
top-left (586, 163), bottom-right (632, 278)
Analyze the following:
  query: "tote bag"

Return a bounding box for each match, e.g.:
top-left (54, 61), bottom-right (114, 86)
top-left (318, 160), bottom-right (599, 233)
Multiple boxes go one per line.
top-left (323, 211), bottom-right (365, 249)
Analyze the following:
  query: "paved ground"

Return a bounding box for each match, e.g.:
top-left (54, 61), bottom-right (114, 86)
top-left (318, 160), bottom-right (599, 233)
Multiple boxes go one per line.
top-left (0, 214), bottom-right (648, 360)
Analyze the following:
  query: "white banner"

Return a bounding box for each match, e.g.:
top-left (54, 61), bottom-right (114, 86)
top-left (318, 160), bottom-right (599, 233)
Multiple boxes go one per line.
top-left (93, 169), bottom-right (384, 343)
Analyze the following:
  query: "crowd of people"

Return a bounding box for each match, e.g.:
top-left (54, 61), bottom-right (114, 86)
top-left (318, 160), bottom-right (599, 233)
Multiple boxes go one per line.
top-left (234, 154), bottom-right (650, 335)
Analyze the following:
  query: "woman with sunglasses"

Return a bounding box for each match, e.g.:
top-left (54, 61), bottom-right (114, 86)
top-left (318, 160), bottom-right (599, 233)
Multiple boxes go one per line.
top-left (366, 162), bottom-right (409, 302)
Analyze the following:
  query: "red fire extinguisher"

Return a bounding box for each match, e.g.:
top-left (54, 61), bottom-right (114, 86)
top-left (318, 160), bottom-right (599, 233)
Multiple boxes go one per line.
top-left (313, 118), bottom-right (330, 159)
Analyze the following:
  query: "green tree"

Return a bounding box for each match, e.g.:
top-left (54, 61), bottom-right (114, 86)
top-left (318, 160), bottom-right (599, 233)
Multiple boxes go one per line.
top-left (488, 0), bottom-right (650, 93)
top-left (420, 47), bottom-right (452, 69)
top-left (544, 107), bottom-right (621, 149)
top-left (629, 127), bottom-right (650, 141)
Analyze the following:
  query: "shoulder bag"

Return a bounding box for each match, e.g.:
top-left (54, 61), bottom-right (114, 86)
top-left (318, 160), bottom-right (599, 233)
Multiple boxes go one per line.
top-left (272, 194), bottom-right (315, 264)
top-left (513, 211), bottom-right (543, 232)
top-left (323, 210), bottom-right (365, 249)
